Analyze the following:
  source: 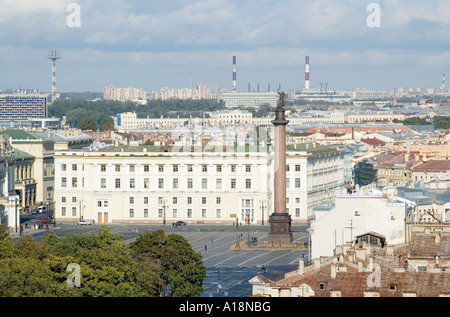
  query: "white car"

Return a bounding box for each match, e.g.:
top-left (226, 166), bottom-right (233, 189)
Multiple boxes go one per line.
top-left (77, 220), bottom-right (92, 225)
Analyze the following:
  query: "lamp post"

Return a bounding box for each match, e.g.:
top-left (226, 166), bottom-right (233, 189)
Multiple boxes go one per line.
top-left (260, 200), bottom-right (266, 226)
top-left (163, 199), bottom-right (167, 225)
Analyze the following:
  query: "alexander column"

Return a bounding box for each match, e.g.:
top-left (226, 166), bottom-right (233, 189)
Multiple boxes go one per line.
top-left (267, 91), bottom-right (293, 246)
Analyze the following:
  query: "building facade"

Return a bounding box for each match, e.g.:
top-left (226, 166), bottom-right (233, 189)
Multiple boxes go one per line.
top-left (103, 84), bottom-right (147, 101)
top-left (0, 94), bottom-right (48, 120)
top-left (218, 91), bottom-right (278, 109)
top-left (54, 144), bottom-right (344, 225)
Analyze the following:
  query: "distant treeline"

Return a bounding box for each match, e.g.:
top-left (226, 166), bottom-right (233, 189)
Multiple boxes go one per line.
top-left (49, 98), bottom-right (225, 129)
top-left (394, 116), bottom-right (450, 130)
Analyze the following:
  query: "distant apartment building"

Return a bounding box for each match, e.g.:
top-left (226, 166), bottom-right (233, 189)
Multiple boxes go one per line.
top-left (218, 90), bottom-right (278, 108)
top-left (351, 88), bottom-right (392, 100)
top-left (53, 142), bottom-right (344, 225)
top-left (149, 82), bottom-right (215, 100)
top-left (0, 93), bottom-right (48, 120)
top-left (103, 84), bottom-right (147, 101)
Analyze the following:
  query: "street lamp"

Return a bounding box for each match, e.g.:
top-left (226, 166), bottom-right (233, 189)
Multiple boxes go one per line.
top-left (163, 199), bottom-right (167, 225)
top-left (260, 200), bottom-right (266, 226)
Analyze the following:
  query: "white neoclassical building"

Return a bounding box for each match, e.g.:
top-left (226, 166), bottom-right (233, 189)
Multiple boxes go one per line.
top-left (54, 143), bottom-right (344, 225)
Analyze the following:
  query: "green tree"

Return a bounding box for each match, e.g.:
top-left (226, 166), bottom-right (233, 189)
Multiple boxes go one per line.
top-left (78, 117), bottom-right (97, 131)
top-left (130, 229), bottom-right (206, 297)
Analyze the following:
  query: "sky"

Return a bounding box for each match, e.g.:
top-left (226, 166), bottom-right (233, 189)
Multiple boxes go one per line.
top-left (1, 0), bottom-right (450, 93)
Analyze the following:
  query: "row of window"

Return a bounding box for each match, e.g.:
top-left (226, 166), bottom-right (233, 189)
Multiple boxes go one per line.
top-left (61, 206), bottom-right (303, 219)
top-left (61, 163), bottom-right (303, 173)
top-left (60, 177), bottom-right (302, 190)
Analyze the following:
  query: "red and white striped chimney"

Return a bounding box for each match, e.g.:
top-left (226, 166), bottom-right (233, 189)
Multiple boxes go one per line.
top-left (233, 56), bottom-right (237, 91)
top-left (305, 56), bottom-right (310, 90)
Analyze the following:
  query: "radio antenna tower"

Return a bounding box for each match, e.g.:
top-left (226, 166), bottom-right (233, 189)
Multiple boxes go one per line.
top-left (48, 50), bottom-right (61, 101)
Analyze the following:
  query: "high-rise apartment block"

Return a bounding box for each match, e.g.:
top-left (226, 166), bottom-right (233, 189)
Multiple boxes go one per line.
top-left (0, 94), bottom-right (48, 120)
top-left (103, 84), bottom-right (147, 101)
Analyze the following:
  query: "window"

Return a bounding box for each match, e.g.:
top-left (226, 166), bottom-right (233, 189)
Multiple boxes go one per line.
top-left (187, 197), bottom-right (192, 204)
top-left (72, 207), bottom-right (77, 217)
top-left (295, 178), bottom-right (301, 188)
top-left (158, 165), bottom-right (164, 172)
top-left (216, 165), bottom-right (222, 172)
top-left (245, 179), bottom-right (251, 189)
top-left (286, 178), bottom-right (290, 188)
top-left (245, 165), bottom-right (251, 173)
top-left (129, 165), bottom-right (135, 172)
top-left (231, 165), bottom-right (236, 172)
top-left (72, 177), bottom-right (78, 187)
top-left (173, 178), bottom-right (179, 189)
top-left (115, 178), bottom-right (121, 189)
top-left (62, 164), bottom-right (66, 171)
top-left (144, 178), bottom-right (149, 189)
top-left (100, 164), bottom-right (106, 172)
top-left (216, 209), bottom-right (221, 218)
top-left (61, 207), bottom-right (66, 216)
top-left (72, 197), bottom-right (77, 203)
top-left (187, 209), bottom-right (192, 218)
top-left (216, 178), bottom-right (222, 189)
top-left (172, 208), bottom-right (177, 218)
top-left (144, 209), bottom-right (149, 218)
top-left (73, 164), bottom-right (78, 171)
top-left (98, 201), bottom-right (102, 207)
top-left (158, 178), bottom-right (164, 189)
top-left (61, 177), bottom-right (67, 188)
top-left (202, 197), bottom-right (207, 204)
top-left (143, 165), bottom-right (149, 172)
top-left (231, 178), bottom-right (236, 189)
top-left (286, 165), bottom-right (290, 172)
top-left (318, 282), bottom-right (326, 290)
top-left (295, 197), bottom-right (300, 204)
top-left (115, 165), bottom-right (121, 172)
top-left (187, 165), bottom-right (193, 172)
top-left (295, 208), bottom-right (300, 217)
top-left (129, 197), bottom-right (134, 204)
top-left (129, 208), bottom-right (134, 218)
top-left (158, 208), bottom-right (163, 218)
top-left (202, 178), bottom-right (207, 189)
top-left (295, 165), bottom-right (300, 172)
top-left (130, 178), bottom-right (135, 189)
top-left (173, 197), bottom-right (177, 204)
top-left (158, 197), bottom-right (164, 204)
top-left (144, 197), bottom-right (149, 204)
top-left (100, 178), bottom-right (106, 189)
top-left (202, 209), bottom-right (207, 218)
top-left (187, 178), bottom-right (193, 189)
top-left (173, 165), bottom-right (178, 172)
top-left (216, 197), bottom-right (221, 204)
top-left (61, 197), bottom-right (66, 203)
top-left (202, 165), bottom-right (208, 172)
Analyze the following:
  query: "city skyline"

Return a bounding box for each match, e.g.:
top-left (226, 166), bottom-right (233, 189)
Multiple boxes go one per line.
top-left (1, 1), bottom-right (450, 93)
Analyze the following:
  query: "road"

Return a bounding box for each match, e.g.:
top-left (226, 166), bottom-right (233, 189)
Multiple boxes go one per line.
top-left (13, 215), bottom-right (310, 297)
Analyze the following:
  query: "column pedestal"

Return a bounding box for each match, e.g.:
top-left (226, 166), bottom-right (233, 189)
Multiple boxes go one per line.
top-left (267, 213), bottom-right (293, 246)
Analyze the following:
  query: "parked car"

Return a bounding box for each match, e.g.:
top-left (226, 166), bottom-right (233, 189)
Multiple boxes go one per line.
top-left (31, 208), bottom-right (38, 214)
top-left (38, 206), bottom-right (46, 213)
top-left (173, 220), bottom-right (186, 227)
top-left (77, 220), bottom-right (92, 225)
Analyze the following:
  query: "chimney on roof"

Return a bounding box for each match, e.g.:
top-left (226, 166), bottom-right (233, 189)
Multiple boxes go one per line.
top-left (331, 265), bottom-right (336, 278)
top-left (435, 233), bottom-right (441, 245)
top-left (298, 258), bottom-right (305, 276)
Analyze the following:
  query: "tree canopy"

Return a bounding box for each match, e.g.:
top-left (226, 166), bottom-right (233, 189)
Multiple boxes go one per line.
top-left (49, 98), bottom-right (225, 129)
top-left (0, 225), bottom-right (206, 297)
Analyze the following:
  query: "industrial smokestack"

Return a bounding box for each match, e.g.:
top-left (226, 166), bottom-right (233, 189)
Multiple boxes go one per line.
top-left (233, 56), bottom-right (237, 91)
top-left (305, 56), bottom-right (310, 90)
